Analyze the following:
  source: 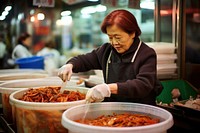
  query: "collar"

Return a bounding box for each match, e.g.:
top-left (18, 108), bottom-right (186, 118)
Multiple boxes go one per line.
top-left (111, 37), bottom-right (141, 56)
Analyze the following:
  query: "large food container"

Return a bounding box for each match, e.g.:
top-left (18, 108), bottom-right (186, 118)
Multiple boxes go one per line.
top-left (45, 76), bottom-right (85, 87)
top-left (0, 77), bottom-right (84, 124)
top-left (0, 72), bottom-right (48, 124)
top-left (0, 69), bottom-right (47, 75)
top-left (9, 86), bottom-right (88, 133)
top-left (0, 69), bottom-right (48, 123)
top-left (62, 102), bottom-right (174, 133)
top-left (0, 72), bottom-right (49, 84)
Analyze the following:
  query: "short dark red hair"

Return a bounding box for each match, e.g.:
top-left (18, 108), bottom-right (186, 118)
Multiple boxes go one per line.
top-left (101, 9), bottom-right (141, 37)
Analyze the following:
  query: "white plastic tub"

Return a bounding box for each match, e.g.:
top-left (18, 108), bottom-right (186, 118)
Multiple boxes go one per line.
top-left (0, 69), bottom-right (47, 75)
top-left (146, 42), bottom-right (176, 54)
top-left (0, 77), bottom-right (84, 124)
top-left (9, 86), bottom-right (89, 133)
top-left (62, 102), bottom-right (174, 133)
top-left (45, 76), bottom-right (85, 87)
top-left (0, 73), bottom-right (49, 84)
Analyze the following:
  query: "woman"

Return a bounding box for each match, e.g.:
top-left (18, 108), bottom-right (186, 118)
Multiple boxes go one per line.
top-left (12, 33), bottom-right (32, 59)
top-left (58, 9), bottom-right (163, 105)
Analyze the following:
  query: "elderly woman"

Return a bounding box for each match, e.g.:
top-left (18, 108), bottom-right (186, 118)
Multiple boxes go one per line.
top-left (58, 9), bottom-right (163, 105)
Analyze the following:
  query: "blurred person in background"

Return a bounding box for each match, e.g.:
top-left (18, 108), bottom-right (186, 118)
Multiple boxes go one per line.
top-left (58, 9), bottom-right (163, 105)
top-left (12, 32), bottom-right (32, 60)
top-left (0, 35), bottom-right (7, 69)
top-left (37, 39), bottom-right (61, 74)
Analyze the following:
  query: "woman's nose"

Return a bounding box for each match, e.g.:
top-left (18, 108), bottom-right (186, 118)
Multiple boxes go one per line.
top-left (111, 38), bottom-right (118, 45)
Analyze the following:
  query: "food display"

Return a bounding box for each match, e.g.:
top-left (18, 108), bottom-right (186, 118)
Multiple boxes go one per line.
top-left (18, 86), bottom-right (85, 102)
top-left (62, 102), bottom-right (173, 133)
top-left (10, 86), bottom-right (88, 133)
top-left (183, 98), bottom-right (200, 110)
top-left (175, 98), bottom-right (200, 111)
top-left (75, 113), bottom-right (160, 127)
top-left (0, 78), bottom-right (86, 125)
top-left (157, 93), bottom-right (200, 112)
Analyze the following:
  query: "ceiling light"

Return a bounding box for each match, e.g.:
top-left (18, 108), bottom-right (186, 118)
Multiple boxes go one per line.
top-left (140, 1), bottom-right (155, 9)
top-left (61, 11), bottom-right (71, 16)
top-left (87, 0), bottom-right (99, 1)
top-left (2, 11), bottom-right (9, 16)
top-left (5, 6), bottom-right (12, 11)
top-left (96, 4), bottom-right (107, 12)
top-left (37, 13), bottom-right (45, 20)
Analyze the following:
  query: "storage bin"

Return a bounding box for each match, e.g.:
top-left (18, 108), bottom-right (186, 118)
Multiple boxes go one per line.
top-left (15, 56), bottom-right (44, 69)
top-left (156, 79), bottom-right (198, 104)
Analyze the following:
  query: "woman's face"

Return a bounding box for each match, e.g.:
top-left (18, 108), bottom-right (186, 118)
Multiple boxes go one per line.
top-left (106, 24), bottom-right (135, 54)
top-left (23, 37), bottom-right (32, 47)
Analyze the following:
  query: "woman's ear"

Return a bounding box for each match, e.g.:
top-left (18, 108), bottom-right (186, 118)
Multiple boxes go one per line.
top-left (131, 32), bottom-right (136, 39)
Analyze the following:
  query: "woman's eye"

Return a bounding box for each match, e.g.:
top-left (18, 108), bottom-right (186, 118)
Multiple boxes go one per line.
top-left (116, 38), bottom-right (121, 41)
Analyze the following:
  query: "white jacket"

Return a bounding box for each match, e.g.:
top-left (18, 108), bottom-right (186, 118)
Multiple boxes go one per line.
top-left (0, 42), bottom-right (6, 58)
top-left (12, 44), bottom-right (32, 59)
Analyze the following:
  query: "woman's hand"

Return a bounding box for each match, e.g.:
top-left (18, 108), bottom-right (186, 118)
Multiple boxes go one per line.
top-left (86, 83), bottom-right (111, 103)
top-left (57, 64), bottom-right (73, 82)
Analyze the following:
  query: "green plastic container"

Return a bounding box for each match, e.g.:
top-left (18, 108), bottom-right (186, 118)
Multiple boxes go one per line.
top-left (156, 79), bottom-right (198, 104)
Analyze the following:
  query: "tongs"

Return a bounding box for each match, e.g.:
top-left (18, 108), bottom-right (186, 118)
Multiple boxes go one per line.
top-left (60, 81), bottom-right (67, 93)
top-left (82, 99), bottom-right (91, 122)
